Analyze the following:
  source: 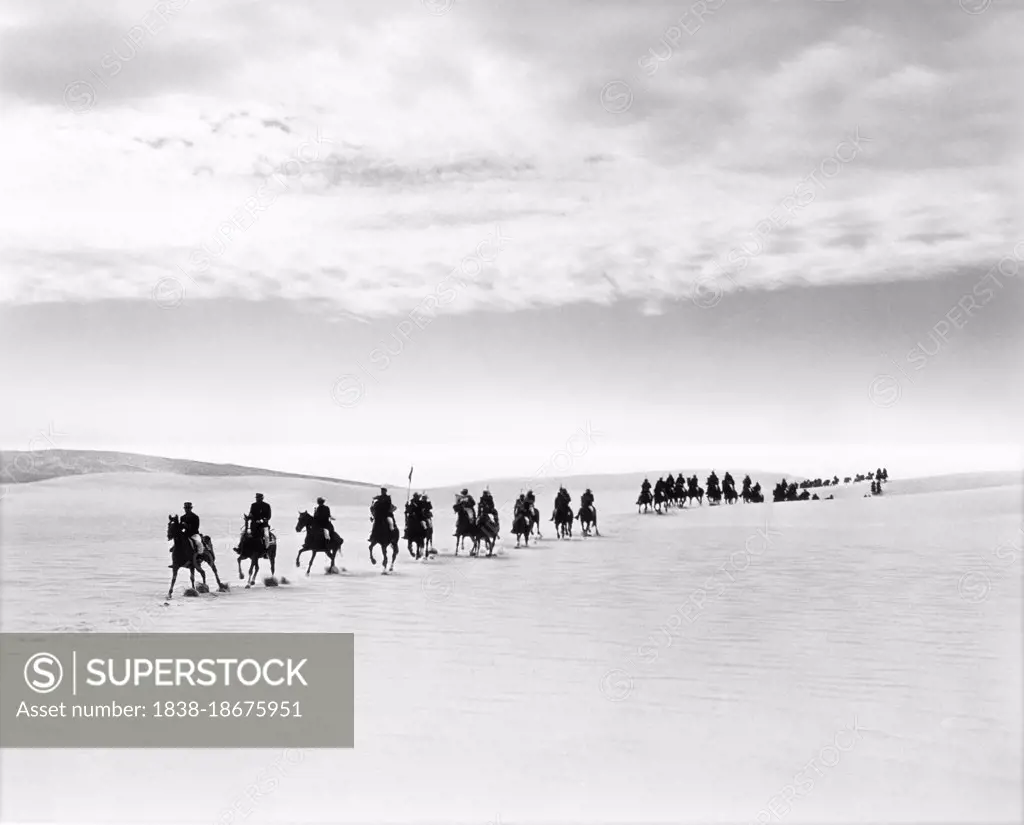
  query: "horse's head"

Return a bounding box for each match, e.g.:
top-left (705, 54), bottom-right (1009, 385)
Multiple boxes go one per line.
top-left (166, 515), bottom-right (179, 540)
top-left (295, 511), bottom-right (311, 532)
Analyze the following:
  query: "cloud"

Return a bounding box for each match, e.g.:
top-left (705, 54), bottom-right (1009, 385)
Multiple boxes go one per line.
top-left (0, 0), bottom-right (1019, 317)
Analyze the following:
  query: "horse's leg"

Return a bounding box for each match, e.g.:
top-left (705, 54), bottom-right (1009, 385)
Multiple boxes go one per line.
top-left (390, 542), bottom-right (398, 571)
top-left (369, 542), bottom-right (377, 565)
top-left (167, 566), bottom-right (178, 600)
top-left (306, 549), bottom-right (316, 576)
top-left (270, 549), bottom-right (276, 577)
top-left (208, 559), bottom-right (226, 591)
top-left (237, 556), bottom-right (244, 580)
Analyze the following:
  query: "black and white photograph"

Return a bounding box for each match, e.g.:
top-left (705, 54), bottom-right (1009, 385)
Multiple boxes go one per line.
top-left (0, 0), bottom-right (1021, 822)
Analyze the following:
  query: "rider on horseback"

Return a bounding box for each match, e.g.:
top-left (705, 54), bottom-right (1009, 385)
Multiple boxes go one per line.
top-left (453, 488), bottom-right (476, 534)
top-left (479, 488), bottom-right (499, 531)
top-left (248, 493), bottom-right (272, 549)
top-left (313, 496), bottom-right (337, 546)
top-left (371, 487), bottom-right (396, 530)
top-left (419, 493), bottom-right (433, 530)
top-left (181, 502), bottom-right (201, 560)
top-left (551, 486), bottom-right (570, 520)
top-left (581, 488), bottom-right (595, 510)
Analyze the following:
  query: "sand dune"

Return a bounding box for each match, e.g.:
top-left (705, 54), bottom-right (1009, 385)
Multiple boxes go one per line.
top-left (0, 471), bottom-right (1020, 823)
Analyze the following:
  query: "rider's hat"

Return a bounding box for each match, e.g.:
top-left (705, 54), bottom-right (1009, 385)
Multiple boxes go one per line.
top-left (255, 492), bottom-right (264, 499)
top-left (461, 488), bottom-right (468, 495)
top-left (317, 497), bottom-right (325, 504)
top-left (412, 492), bottom-right (420, 498)
top-left (183, 501), bottom-right (192, 508)
top-left (380, 486), bottom-right (387, 493)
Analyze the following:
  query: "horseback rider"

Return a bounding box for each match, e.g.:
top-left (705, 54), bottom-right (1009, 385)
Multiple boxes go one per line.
top-left (581, 487), bottom-right (595, 512)
top-left (641, 478), bottom-right (652, 494)
top-left (313, 496), bottom-right (336, 546)
top-left (419, 493), bottom-right (433, 530)
top-left (181, 502), bottom-right (202, 559)
top-left (524, 489), bottom-right (536, 512)
top-left (479, 488), bottom-right (498, 530)
top-left (453, 488), bottom-right (476, 534)
top-left (552, 486), bottom-right (571, 520)
top-left (248, 493), bottom-right (272, 549)
top-left (371, 487), bottom-right (396, 531)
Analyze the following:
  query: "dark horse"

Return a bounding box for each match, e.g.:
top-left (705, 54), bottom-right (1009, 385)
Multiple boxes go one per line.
top-left (685, 479), bottom-right (704, 507)
top-left (404, 509), bottom-right (435, 560)
top-left (294, 511), bottom-right (344, 576)
top-left (636, 489), bottom-right (653, 513)
top-left (552, 501), bottom-right (574, 539)
top-left (234, 514), bottom-right (279, 588)
top-left (369, 511), bottom-right (400, 573)
top-left (511, 508), bottom-right (532, 548)
top-left (577, 503), bottom-right (599, 537)
top-left (165, 515), bottom-right (227, 600)
top-left (723, 484), bottom-right (739, 505)
top-left (453, 504), bottom-right (477, 556)
top-left (472, 510), bottom-right (500, 557)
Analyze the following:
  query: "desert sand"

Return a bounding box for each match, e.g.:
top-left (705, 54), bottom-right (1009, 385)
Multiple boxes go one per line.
top-left (0, 469), bottom-right (1020, 823)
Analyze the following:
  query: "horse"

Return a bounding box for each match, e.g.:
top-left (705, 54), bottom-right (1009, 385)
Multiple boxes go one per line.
top-left (706, 486), bottom-right (722, 505)
top-left (472, 510), bottom-right (500, 557)
top-left (453, 504), bottom-right (477, 556)
top-left (369, 509), bottom-right (400, 573)
top-left (234, 514), bottom-right (278, 588)
top-left (636, 489), bottom-right (653, 513)
top-left (723, 485), bottom-right (739, 505)
top-left (577, 503), bottom-right (599, 537)
top-left (685, 483), bottom-right (704, 507)
top-left (653, 486), bottom-right (668, 514)
top-left (165, 515), bottom-right (227, 600)
top-left (525, 504), bottom-right (542, 538)
top-left (552, 502), bottom-right (574, 539)
top-left (294, 511), bottom-right (344, 576)
top-left (404, 509), bottom-right (435, 560)
top-left (511, 508), bottom-right (532, 548)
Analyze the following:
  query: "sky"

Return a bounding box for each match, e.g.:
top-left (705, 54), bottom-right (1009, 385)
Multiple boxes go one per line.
top-left (0, 0), bottom-right (1021, 486)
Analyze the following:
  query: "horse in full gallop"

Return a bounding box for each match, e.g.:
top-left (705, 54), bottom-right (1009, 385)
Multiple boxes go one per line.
top-left (552, 501), bottom-right (574, 539)
top-left (369, 510), bottom-right (400, 573)
top-left (637, 488), bottom-right (653, 513)
top-left (294, 511), bottom-right (344, 576)
top-left (685, 479), bottom-right (704, 507)
top-left (235, 514), bottom-right (278, 588)
top-left (511, 508), bottom-right (532, 547)
top-left (577, 503), bottom-right (599, 537)
top-left (404, 509), bottom-right (435, 560)
top-left (165, 515), bottom-right (227, 600)
top-left (453, 503), bottom-right (478, 556)
top-left (472, 511), bottom-right (500, 557)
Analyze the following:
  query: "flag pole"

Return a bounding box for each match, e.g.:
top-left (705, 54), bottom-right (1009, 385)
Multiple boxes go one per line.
top-left (406, 465), bottom-right (414, 504)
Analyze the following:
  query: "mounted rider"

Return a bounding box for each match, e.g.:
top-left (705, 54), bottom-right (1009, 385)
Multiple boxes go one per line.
top-left (419, 493), bottom-right (433, 530)
top-left (524, 489), bottom-right (536, 512)
top-left (551, 486), bottom-right (571, 521)
top-left (371, 487), bottom-right (396, 532)
top-left (181, 502), bottom-right (202, 559)
top-left (453, 488), bottom-right (476, 534)
top-left (479, 488), bottom-right (499, 531)
top-left (580, 487), bottom-right (595, 513)
top-left (312, 496), bottom-right (337, 546)
top-left (248, 493), bottom-right (272, 549)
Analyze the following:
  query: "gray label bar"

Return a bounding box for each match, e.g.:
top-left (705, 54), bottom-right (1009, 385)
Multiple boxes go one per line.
top-left (0, 633), bottom-right (353, 748)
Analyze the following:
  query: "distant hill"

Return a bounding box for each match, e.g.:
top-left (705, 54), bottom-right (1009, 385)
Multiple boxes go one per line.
top-left (0, 449), bottom-right (376, 488)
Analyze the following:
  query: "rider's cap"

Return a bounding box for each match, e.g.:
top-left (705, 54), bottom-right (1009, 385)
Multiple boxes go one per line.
top-left (380, 487), bottom-right (387, 493)
top-left (255, 493), bottom-right (264, 499)
top-left (317, 497), bottom-right (325, 504)
top-left (183, 501), bottom-right (192, 508)
top-left (461, 488), bottom-right (468, 495)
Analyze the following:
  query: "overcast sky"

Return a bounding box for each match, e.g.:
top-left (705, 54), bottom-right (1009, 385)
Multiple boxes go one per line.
top-left (1, 0), bottom-right (1020, 485)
